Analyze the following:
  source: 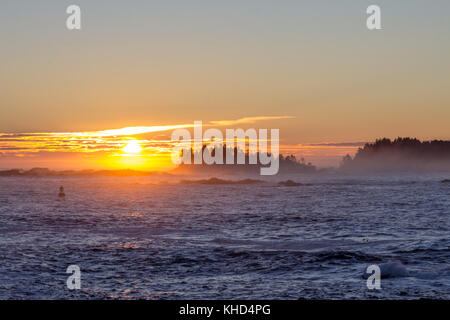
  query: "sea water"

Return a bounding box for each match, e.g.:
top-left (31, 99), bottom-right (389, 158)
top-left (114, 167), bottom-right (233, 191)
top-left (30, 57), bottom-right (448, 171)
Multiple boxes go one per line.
top-left (0, 173), bottom-right (448, 299)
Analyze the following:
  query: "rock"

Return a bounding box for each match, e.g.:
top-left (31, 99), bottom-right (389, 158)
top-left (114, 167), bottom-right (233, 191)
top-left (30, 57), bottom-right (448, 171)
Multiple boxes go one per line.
top-left (278, 180), bottom-right (303, 187)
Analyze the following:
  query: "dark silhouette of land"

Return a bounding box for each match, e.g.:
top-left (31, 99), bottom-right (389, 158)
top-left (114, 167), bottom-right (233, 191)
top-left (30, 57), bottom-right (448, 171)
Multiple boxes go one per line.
top-left (340, 138), bottom-right (450, 172)
top-left (278, 180), bottom-right (311, 187)
top-left (0, 168), bottom-right (166, 177)
top-left (2, 137), bottom-right (449, 176)
top-left (172, 145), bottom-right (316, 175)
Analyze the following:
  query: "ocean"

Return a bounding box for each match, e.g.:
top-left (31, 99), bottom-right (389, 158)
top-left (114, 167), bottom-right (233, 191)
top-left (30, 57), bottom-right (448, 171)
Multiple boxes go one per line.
top-left (0, 173), bottom-right (449, 299)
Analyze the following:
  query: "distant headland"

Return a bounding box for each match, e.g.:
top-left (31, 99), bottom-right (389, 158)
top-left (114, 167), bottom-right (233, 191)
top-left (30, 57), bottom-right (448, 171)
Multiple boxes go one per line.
top-left (1, 137), bottom-right (449, 176)
top-left (172, 144), bottom-right (316, 175)
top-left (340, 137), bottom-right (450, 172)
top-left (0, 168), bottom-right (164, 177)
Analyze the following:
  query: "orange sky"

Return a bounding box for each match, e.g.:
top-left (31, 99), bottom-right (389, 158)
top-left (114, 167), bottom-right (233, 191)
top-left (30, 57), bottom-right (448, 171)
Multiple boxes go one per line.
top-left (0, 117), bottom-right (363, 170)
top-left (1, 2), bottom-right (449, 170)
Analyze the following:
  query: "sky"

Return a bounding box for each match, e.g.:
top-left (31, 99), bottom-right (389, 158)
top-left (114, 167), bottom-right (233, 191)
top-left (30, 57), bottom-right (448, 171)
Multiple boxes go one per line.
top-left (0, 1), bottom-right (449, 169)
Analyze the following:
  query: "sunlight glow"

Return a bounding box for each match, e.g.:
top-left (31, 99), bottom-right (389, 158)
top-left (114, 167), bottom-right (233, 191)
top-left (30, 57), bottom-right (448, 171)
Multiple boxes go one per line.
top-left (122, 141), bottom-right (143, 154)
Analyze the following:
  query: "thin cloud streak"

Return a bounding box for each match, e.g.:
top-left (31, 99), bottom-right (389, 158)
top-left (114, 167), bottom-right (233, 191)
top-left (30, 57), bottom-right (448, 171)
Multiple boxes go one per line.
top-left (0, 116), bottom-right (295, 154)
top-left (210, 116), bottom-right (295, 126)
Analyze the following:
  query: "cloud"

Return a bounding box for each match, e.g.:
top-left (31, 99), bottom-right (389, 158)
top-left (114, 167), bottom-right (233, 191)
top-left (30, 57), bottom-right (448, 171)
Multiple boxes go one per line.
top-left (306, 142), bottom-right (367, 147)
top-left (81, 124), bottom-right (195, 137)
top-left (0, 116), bottom-right (295, 155)
top-left (0, 116), bottom-right (294, 140)
top-left (209, 116), bottom-right (295, 126)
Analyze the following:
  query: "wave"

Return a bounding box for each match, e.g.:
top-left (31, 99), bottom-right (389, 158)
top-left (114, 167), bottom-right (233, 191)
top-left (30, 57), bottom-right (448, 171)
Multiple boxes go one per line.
top-left (363, 261), bottom-right (409, 279)
top-left (210, 237), bottom-right (374, 253)
top-left (180, 177), bottom-right (265, 185)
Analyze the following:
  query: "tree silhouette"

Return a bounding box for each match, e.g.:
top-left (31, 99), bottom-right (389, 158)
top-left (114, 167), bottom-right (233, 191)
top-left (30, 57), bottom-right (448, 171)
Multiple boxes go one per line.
top-left (340, 137), bottom-right (450, 172)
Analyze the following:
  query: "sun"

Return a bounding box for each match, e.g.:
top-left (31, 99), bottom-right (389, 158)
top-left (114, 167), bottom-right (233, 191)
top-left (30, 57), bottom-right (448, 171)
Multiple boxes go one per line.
top-left (122, 140), bottom-right (143, 154)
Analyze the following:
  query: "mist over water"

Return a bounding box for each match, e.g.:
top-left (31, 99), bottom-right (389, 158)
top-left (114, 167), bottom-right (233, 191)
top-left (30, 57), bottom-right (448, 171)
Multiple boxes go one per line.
top-left (0, 173), bottom-right (449, 299)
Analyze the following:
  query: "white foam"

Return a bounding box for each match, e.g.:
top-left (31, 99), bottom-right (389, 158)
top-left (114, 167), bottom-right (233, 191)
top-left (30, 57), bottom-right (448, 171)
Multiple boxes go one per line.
top-left (363, 261), bottom-right (409, 279)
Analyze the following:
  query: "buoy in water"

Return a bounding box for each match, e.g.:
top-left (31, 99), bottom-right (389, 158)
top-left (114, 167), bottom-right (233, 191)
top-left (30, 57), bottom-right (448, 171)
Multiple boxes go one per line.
top-left (58, 186), bottom-right (66, 198)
